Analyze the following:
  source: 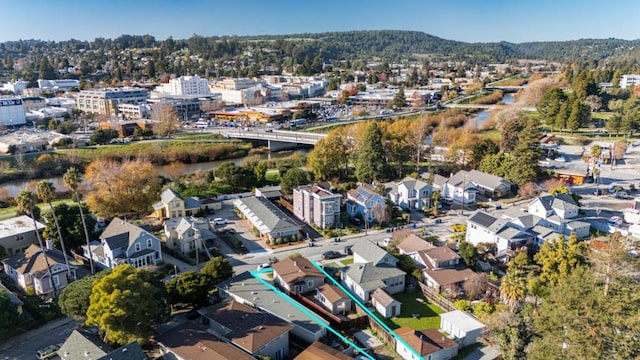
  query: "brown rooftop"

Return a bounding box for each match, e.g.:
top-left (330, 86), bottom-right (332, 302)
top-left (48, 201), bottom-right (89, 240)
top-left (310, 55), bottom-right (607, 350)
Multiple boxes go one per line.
top-left (154, 321), bottom-right (255, 360)
top-left (316, 284), bottom-right (349, 303)
top-left (294, 341), bottom-right (352, 360)
top-left (272, 257), bottom-right (324, 285)
top-left (396, 234), bottom-right (435, 254)
top-left (395, 327), bottom-right (458, 356)
top-left (200, 300), bottom-right (293, 353)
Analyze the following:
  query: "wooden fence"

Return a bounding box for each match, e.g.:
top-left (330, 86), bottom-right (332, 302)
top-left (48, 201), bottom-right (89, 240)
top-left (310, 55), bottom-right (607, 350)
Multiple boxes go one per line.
top-left (288, 291), bottom-right (368, 331)
top-left (417, 281), bottom-right (457, 312)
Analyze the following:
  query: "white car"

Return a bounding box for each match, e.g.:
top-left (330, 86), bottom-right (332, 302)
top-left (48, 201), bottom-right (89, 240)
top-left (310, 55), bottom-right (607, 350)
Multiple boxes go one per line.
top-left (257, 263), bottom-right (271, 270)
top-left (212, 218), bottom-right (228, 225)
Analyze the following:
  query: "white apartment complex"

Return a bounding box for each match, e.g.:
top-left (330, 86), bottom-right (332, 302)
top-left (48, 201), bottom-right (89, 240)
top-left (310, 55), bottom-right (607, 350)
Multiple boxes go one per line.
top-left (620, 74), bottom-right (640, 89)
top-left (37, 79), bottom-right (80, 92)
top-left (157, 75), bottom-right (210, 95)
top-left (0, 97), bottom-right (27, 127)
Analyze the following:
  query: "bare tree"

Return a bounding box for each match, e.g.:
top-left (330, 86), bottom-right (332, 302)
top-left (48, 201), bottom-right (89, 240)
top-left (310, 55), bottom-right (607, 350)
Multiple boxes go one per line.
top-left (463, 272), bottom-right (488, 300)
top-left (371, 202), bottom-right (391, 224)
top-left (164, 161), bottom-right (186, 181)
top-left (151, 103), bottom-right (181, 138)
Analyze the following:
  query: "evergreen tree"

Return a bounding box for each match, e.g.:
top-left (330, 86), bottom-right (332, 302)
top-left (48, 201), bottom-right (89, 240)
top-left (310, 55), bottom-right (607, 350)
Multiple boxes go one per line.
top-left (392, 87), bottom-right (406, 108)
top-left (355, 122), bottom-right (389, 183)
top-left (39, 56), bottom-right (56, 79)
top-left (508, 117), bottom-right (542, 186)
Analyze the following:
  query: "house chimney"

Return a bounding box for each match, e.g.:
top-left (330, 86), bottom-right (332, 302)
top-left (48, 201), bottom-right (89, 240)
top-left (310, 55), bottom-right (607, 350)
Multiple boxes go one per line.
top-left (45, 238), bottom-right (53, 250)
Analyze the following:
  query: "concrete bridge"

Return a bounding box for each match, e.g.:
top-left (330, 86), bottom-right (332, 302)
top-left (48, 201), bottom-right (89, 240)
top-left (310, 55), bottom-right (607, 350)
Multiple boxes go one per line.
top-left (485, 85), bottom-right (527, 92)
top-left (215, 128), bottom-right (328, 151)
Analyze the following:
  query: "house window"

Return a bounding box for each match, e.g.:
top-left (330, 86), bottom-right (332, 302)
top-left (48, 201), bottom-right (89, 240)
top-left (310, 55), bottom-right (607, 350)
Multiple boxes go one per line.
top-left (147, 239), bottom-right (152, 248)
top-left (53, 275), bottom-right (60, 286)
top-left (15, 235), bottom-right (24, 241)
top-left (135, 243), bottom-right (141, 252)
top-left (307, 280), bottom-right (314, 288)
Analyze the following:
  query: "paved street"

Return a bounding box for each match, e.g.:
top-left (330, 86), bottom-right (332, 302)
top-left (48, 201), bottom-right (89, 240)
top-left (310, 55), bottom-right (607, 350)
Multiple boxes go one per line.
top-left (0, 317), bottom-right (78, 360)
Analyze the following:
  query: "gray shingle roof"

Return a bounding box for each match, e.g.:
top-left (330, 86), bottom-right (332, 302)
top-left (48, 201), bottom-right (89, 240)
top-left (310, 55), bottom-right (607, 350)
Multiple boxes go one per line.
top-left (467, 170), bottom-right (513, 191)
top-left (351, 240), bottom-right (395, 265)
top-left (343, 263), bottom-right (406, 292)
top-left (371, 288), bottom-right (399, 307)
top-left (234, 197), bottom-right (301, 235)
top-left (160, 188), bottom-right (181, 204)
top-left (97, 342), bottom-right (146, 360)
top-left (100, 218), bottom-right (159, 251)
top-left (57, 329), bottom-right (112, 360)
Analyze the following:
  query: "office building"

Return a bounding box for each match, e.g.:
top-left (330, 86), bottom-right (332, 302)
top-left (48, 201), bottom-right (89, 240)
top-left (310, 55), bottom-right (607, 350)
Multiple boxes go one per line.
top-left (75, 87), bottom-right (148, 116)
top-left (0, 97), bottom-right (27, 127)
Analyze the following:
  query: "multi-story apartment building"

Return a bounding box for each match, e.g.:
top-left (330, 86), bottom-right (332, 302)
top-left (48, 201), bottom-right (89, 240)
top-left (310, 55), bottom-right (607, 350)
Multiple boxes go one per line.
top-left (157, 75), bottom-right (210, 95)
top-left (0, 97), bottom-right (26, 127)
top-left (293, 184), bottom-right (342, 229)
top-left (75, 87), bottom-right (148, 116)
top-left (620, 74), bottom-right (640, 89)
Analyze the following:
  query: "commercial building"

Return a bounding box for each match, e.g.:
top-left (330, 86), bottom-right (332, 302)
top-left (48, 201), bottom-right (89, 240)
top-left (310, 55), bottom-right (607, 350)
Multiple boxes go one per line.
top-left (0, 97), bottom-right (27, 127)
top-left (1, 80), bottom-right (29, 95)
top-left (75, 87), bottom-right (148, 116)
top-left (156, 75), bottom-right (210, 95)
top-left (37, 79), bottom-right (80, 92)
top-left (620, 74), bottom-right (640, 89)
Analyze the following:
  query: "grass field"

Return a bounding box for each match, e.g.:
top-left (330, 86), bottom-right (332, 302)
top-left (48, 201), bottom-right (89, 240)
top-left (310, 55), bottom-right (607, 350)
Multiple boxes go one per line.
top-left (378, 292), bottom-right (445, 330)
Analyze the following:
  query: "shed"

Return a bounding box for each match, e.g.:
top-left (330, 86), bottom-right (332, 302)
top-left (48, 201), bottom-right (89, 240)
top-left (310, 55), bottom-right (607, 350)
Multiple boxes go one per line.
top-left (439, 310), bottom-right (485, 347)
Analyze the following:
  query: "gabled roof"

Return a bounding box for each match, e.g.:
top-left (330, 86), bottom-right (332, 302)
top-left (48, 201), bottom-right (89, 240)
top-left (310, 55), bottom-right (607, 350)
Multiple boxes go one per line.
top-left (2, 244), bottom-right (71, 278)
top-left (200, 300), bottom-right (294, 353)
top-left (160, 188), bottom-right (182, 204)
top-left (468, 211), bottom-right (498, 228)
top-left (272, 257), bottom-right (324, 285)
top-left (316, 284), bottom-right (349, 303)
top-left (372, 288), bottom-right (399, 307)
top-left (347, 185), bottom-right (381, 205)
top-left (343, 263), bottom-right (406, 292)
top-left (496, 226), bottom-right (533, 241)
top-left (511, 214), bottom-right (541, 230)
top-left (100, 218), bottom-right (158, 251)
top-left (57, 329), bottom-right (111, 360)
top-left (467, 169), bottom-right (512, 191)
top-left (217, 272), bottom-right (327, 335)
top-left (352, 240), bottom-right (396, 265)
top-left (294, 341), bottom-right (352, 360)
top-left (395, 327), bottom-right (458, 356)
top-left (432, 174), bottom-right (448, 187)
top-left (97, 342), bottom-right (146, 360)
top-left (397, 176), bottom-right (430, 191)
top-left (423, 265), bottom-right (476, 287)
top-left (420, 246), bottom-right (460, 265)
top-left (234, 197), bottom-right (301, 235)
top-left (531, 193), bottom-right (577, 212)
top-left (155, 321), bottom-right (256, 360)
top-left (396, 234), bottom-right (434, 254)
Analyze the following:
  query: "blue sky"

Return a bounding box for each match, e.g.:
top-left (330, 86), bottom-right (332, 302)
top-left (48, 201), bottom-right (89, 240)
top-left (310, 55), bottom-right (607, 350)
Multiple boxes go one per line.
top-left (0, 0), bottom-right (638, 43)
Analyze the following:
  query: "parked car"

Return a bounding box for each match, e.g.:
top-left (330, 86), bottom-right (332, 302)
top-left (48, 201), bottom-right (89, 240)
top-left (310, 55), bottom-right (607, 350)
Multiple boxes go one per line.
top-left (322, 250), bottom-right (343, 260)
top-left (257, 263), bottom-right (271, 270)
top-left (36, 344), bottom-right (61, 360)
top-left (212, 218), bottom-right (228, 225)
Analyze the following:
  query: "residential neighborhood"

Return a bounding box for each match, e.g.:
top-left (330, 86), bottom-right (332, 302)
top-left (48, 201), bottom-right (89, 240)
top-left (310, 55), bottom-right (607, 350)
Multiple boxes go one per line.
top-left (1, 3), bottom-right (640, 360)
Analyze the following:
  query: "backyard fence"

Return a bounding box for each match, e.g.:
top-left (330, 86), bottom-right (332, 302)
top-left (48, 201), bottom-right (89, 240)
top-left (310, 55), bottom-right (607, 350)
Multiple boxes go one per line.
top-left (417, 281), bottom-right (457, 312)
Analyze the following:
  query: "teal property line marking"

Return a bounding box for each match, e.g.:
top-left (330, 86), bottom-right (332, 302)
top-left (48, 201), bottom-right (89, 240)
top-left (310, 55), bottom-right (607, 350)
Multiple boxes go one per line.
top-left (250, 269), bottom-right (376, 360)
top-left (310, 260), bottom-right (426, 360)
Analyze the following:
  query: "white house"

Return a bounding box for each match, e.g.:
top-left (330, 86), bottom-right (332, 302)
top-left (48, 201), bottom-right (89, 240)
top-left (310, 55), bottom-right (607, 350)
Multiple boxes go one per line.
top-left (431, 173), bottom-right (477, 204)
top-left (440, 310), bottom-right (486, 347)
top-left (527, 193), bottom-right (590, 238)
top-left (395, 327), bottom-right (459, 360)
top-left (386, 176), bottom-right (432, 210)
top-left (316, 284), bottom-right (352, 315)
top-left (163, 217), bottom-right (215, 256)
top-left (2, 244), bottom-right (76, 296)
top-left (466, 211), bottom-right (536, 254)
top-left (85, 218), bottom-right (162, 269)
top-left (371, 288), bottom-right (402, 318)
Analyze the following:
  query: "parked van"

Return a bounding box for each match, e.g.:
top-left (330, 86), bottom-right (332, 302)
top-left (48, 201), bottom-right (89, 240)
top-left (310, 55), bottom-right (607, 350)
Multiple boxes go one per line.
top-left (36, 344), bottom-right (60, 360)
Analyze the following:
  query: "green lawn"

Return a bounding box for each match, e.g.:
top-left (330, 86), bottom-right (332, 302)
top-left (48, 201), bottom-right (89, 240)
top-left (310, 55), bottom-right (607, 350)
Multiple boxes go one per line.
top-left (477, 129), bottom-right (501, 140)
top-left (378, 293), bottom-right (444, 330)
top-left (341, 258), bottom-right (354, 265)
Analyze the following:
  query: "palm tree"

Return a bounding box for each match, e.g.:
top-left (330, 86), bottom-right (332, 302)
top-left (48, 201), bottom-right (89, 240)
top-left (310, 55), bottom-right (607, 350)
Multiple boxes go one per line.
top-left (500, 270), bottom-right (526, 310)
top-left (36, 181), bottom-right (72, 281)
top-left (431, 190), bottom-right (442, 215)
top-left (16, 190), bottom-right (57, 297)
top-left (64, 167), bottom-right (94, 275)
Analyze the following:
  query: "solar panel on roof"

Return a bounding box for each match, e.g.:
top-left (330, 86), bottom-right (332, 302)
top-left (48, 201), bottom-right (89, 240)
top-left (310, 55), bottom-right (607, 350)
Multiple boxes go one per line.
top-left (471, 211), bottom-right (497, 228)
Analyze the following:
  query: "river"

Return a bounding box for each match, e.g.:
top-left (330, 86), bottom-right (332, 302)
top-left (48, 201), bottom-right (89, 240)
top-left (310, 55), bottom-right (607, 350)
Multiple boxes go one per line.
top-left (469, 93), bottom-right (515, 128)
top-left (3, 149), bottom-right (309, 197)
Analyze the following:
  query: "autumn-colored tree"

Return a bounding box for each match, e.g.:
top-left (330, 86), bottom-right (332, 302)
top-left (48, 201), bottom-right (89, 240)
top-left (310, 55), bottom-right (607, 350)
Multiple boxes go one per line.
top-left (163, 161), bottom-right (186, 181)
top-left (85, 159), bottom-right (162, 217)
top-left (151, 103), bottom-right (181, 138)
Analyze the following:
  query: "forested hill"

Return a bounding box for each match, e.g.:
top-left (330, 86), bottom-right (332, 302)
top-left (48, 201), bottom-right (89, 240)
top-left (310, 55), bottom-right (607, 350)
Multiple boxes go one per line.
top-left (2, 30), bottom-right (640, 64)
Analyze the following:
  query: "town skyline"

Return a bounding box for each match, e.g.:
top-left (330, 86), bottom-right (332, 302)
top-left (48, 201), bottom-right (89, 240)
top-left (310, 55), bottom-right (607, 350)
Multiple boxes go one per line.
top-left (1, 0), bottom-right (639, 44)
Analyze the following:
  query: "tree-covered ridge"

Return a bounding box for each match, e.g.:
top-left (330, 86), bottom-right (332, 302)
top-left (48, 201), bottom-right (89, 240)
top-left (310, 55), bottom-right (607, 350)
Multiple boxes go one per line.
top-left (2, 30), bottom-right (640, 67)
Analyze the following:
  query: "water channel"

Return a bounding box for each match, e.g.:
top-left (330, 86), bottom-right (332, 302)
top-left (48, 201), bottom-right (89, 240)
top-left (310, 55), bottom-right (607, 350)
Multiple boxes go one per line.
top-left (469, 93), bottom-right (515, 128)
top-left (3, 148), bottom-right (310, 197)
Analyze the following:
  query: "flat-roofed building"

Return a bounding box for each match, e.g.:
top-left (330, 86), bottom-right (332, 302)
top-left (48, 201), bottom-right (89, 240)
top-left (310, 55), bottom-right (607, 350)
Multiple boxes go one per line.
top-left (0, 97), bottom-right (26, 127)
top-left (293, 184), bottom-right (342, 229)
top-left (76, 87), bottom-right (148, 116)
